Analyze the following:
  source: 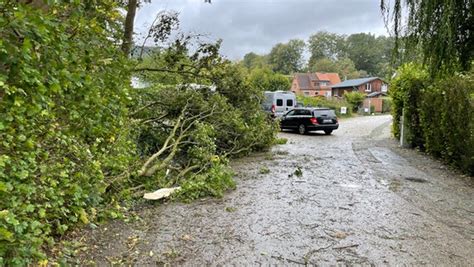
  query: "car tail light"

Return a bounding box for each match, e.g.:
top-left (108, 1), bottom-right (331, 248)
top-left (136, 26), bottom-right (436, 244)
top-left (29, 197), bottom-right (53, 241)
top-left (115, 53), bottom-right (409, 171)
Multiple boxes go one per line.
top-left (310, 117), bottom-right (318, 124)
top-left (271, 104), bottom-right (276, 113)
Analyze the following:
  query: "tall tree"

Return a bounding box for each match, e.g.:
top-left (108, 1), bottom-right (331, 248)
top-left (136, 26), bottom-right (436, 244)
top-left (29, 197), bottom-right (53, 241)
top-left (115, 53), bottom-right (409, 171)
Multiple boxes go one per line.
top-left (381, 0), bottom-right (473, 74)
top-left (309, 57), bottom-right (360, 80)
top-left (247, 67), bottom-right (291, 91)
top-left (121, 0), bottom-right (210, 57)
top-left (242, 52), bottom-right (269, 69)
top-left (122, 0), bottom-right (138, 55)
top-left (345, 33), bottom-right (380, 75)
top-left (268, 39), bottom-right (305, 74)
top-left (308, 31), bottom-right (346, 65)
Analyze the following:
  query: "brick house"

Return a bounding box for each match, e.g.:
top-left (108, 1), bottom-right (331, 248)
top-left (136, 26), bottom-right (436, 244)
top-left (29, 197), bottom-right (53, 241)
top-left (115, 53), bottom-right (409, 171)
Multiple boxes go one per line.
top-left (330, 77), bottom-right (388, 97)
top-left (291, 72), bottom-right (341, 97)
top-left (331, 77), bottom-right (389, 112)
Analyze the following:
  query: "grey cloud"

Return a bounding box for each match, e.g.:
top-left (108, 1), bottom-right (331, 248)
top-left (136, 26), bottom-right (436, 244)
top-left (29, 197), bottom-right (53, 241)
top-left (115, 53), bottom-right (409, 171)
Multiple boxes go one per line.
top-left (135, 0), bottom-right (388, 60)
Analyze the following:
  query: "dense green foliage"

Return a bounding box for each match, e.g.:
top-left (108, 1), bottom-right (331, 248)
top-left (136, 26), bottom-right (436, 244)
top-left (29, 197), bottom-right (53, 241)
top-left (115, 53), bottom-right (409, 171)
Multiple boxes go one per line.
top-left (390, 64), bottom-right (473, 175)
top-left (247, 67), bottom-right (291, 91)
top-left (309, 57), bottom-right (360, 80)
top-left (307, 31), bottom-right (345, 61)
top-left (308, 32), bottom-right (395, 78)
top-left (296, 96), bottom-right (352, 117)
top-left (0, 3), bottom-right (278, 264)
top-left (242, 52), bottom-right (269, 70)
top-left (343, 92), bottom-right (366, 112)
top-left (382, 0), bottom-right (473, 75)
top-left (390, 64), bottom-right (428, 147)
top-left (267, 39), bottom-right (306, 74)
top-left (0, 2), bottom-right (133, 264)
top-left (129, 61), bottom-right (277, 197)
top-left (242, 31), bottom-right (395, 79)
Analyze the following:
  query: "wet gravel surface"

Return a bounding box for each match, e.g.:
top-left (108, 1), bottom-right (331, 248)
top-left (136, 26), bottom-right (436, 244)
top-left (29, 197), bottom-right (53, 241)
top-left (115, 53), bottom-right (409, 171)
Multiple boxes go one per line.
top-left (75, 115), bottom-right (474, 265)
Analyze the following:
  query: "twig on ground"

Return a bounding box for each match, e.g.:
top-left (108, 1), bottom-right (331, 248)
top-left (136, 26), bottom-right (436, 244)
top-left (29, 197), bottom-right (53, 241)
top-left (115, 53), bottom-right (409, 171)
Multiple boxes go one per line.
top-left (333, 244), bottom-right (359, 250)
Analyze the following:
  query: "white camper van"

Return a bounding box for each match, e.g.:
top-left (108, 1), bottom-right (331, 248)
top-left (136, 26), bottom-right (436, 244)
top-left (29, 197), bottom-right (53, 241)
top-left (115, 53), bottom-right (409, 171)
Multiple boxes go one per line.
top-left (263, 91), bottom-right (296, 118)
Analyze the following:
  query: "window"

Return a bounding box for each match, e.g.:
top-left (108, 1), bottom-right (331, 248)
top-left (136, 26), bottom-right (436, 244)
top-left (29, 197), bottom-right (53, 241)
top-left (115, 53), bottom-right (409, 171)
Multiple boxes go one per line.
top-left (285, 110), bottom-right (295, 116)
top-left (365, 83), bottom-right (372, 92)
top-left (315, 92), bottom-right (319, 95)
top-left (303, 91), bottom-right (309, 96)
top-left (381, 84), bottom-right (388, 92)
top-left (276, 99), bottom-right (283, 106)
top-left (286, 99), bottom-right (294, 107)
top-left (294, 109), bottom-right (311, 116)
top-left (314, 109), bottom-right (336, 117)
top-left (320, 82), bottom-right (328, 86)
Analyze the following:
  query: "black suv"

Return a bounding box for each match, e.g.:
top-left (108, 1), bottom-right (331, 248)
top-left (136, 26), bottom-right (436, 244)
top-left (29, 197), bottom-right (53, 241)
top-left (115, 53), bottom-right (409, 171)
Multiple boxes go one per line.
top-left (280, 108), bottom-right (339, 135)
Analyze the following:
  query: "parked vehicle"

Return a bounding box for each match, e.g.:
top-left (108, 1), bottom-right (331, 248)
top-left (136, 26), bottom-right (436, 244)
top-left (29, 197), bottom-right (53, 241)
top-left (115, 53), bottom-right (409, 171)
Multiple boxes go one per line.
top-left (263, 91), bottom-right (296, 118)
top-left (280, 107), bottom-right (339, 135)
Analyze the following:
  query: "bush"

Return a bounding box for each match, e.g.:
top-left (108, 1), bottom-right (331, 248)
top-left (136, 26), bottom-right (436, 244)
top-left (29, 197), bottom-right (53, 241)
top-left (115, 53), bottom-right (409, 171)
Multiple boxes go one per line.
top-left (0, 4), bottom-right (278, 264)
top-left (390, 63), bottom-right (429, 146)
top-left (344, 91), bottom-right (366, 112)
top-left (0, 2), bottom-right (133, 264)
top-left (419, 75), bottom-right (474, 174)
top-left (382, 98), bottom-right (392, 113)
top-left (391, 63), bottom-right (474, 175)
top-left (296, 96), bottom-right (352, 117)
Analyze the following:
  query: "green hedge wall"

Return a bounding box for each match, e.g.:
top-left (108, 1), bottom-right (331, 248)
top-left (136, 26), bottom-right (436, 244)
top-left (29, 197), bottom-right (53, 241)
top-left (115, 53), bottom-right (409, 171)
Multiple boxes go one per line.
top-left (390, 63), bottom-right (474, 175)
top-left (0, 2), bottom-right (133, 264)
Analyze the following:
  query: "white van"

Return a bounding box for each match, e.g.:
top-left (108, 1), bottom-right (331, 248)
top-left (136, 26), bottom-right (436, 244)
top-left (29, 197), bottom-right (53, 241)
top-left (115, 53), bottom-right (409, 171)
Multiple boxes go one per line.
top-left (263, 91), bottom-right (296, 118)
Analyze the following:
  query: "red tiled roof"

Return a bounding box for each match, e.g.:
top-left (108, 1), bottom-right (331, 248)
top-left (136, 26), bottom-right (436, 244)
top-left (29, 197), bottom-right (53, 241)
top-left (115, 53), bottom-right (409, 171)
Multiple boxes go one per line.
top-left (315, 72), bottom-right (341, 85)
top-left (293, 72), bottom-right (341, 91)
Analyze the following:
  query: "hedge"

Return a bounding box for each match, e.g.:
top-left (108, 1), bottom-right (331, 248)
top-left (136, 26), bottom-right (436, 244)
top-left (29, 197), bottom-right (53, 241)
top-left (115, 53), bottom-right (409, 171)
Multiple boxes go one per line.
top-left (391, 63), bottom-right (473, 175)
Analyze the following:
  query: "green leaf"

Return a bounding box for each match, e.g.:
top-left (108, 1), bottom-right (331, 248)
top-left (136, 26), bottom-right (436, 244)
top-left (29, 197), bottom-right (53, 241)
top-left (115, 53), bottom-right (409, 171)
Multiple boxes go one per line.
top-left (50, 83), bottom-right (61, 93)
top-left (0, 182), bottom-right (10, 192)
top-left (0, 227), bottom-right (14, 242)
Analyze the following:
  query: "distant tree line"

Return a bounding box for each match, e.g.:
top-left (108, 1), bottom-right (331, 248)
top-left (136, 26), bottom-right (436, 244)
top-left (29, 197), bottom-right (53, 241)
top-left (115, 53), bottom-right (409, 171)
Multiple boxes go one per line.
top-left (241, 32), bottom-right (396, 80)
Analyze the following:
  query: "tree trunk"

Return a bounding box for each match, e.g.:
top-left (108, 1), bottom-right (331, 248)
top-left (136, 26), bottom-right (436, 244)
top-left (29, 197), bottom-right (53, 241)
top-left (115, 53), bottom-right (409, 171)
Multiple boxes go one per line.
top-left (122, 0), bottom-right (138, 56)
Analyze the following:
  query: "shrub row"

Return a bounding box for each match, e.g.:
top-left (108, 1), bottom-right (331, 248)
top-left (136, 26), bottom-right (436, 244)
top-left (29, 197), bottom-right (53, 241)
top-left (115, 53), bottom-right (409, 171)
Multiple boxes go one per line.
top-left (391, 63), bottom-right (474, 175)
top-left (296, 95), bottom-right (353, 117)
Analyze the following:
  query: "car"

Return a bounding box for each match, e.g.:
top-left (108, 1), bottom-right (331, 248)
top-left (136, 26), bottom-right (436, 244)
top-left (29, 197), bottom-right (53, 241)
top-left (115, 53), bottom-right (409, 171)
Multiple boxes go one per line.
top-left (280, 107), bottom-right (339, 135)
top-left (262, 91), bottom-right (296, 118)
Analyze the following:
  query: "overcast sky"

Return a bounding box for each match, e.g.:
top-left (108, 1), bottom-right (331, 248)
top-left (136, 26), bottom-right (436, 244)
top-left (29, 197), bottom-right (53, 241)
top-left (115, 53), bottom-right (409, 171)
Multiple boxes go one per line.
top-left (135, 0), bottom-right (389, 60)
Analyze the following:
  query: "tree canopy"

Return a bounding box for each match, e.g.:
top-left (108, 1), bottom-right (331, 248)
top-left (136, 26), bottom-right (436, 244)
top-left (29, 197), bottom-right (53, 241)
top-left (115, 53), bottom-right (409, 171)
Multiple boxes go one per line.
top-left (381, 0), bottom-right (474, 74)
top-left (268, 39), bottom-right (306, 74)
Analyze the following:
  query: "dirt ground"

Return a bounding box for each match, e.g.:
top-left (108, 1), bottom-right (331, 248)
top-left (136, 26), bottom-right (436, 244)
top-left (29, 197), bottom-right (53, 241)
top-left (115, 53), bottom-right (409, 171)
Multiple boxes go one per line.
top-left (73, 115), bottom-right (474, 265)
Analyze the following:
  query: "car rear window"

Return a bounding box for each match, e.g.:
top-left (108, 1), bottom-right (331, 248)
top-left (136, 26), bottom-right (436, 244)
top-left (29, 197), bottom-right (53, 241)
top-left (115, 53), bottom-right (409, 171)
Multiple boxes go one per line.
top-left (313, 109), bottom-right (336, 117)
top-left (286, 99), bottom-right (294, 107)
top-left (293, 109), bottom-right (312, 115)
top-left (276, 99), bottom-right (283, 106)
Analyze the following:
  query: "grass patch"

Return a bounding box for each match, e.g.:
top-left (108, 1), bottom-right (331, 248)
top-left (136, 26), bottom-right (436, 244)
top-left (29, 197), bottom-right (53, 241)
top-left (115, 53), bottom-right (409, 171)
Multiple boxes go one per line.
top-left (274, 137), bottom-right (288, 145)
top-left (259, 166), bottom-right (270, 174)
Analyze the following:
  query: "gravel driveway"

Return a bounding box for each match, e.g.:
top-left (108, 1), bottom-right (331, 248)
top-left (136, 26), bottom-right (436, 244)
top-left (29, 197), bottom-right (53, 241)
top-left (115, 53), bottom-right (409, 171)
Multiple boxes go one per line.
top-left (75, 115), bottom-right (474, 265)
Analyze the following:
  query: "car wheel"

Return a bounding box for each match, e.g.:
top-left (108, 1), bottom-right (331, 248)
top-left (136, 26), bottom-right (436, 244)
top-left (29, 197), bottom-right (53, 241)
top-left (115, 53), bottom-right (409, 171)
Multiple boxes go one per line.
top-left (324, 130), bottom-right (333, 135)
top-left (298, 124), bottom-right (306, 135)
